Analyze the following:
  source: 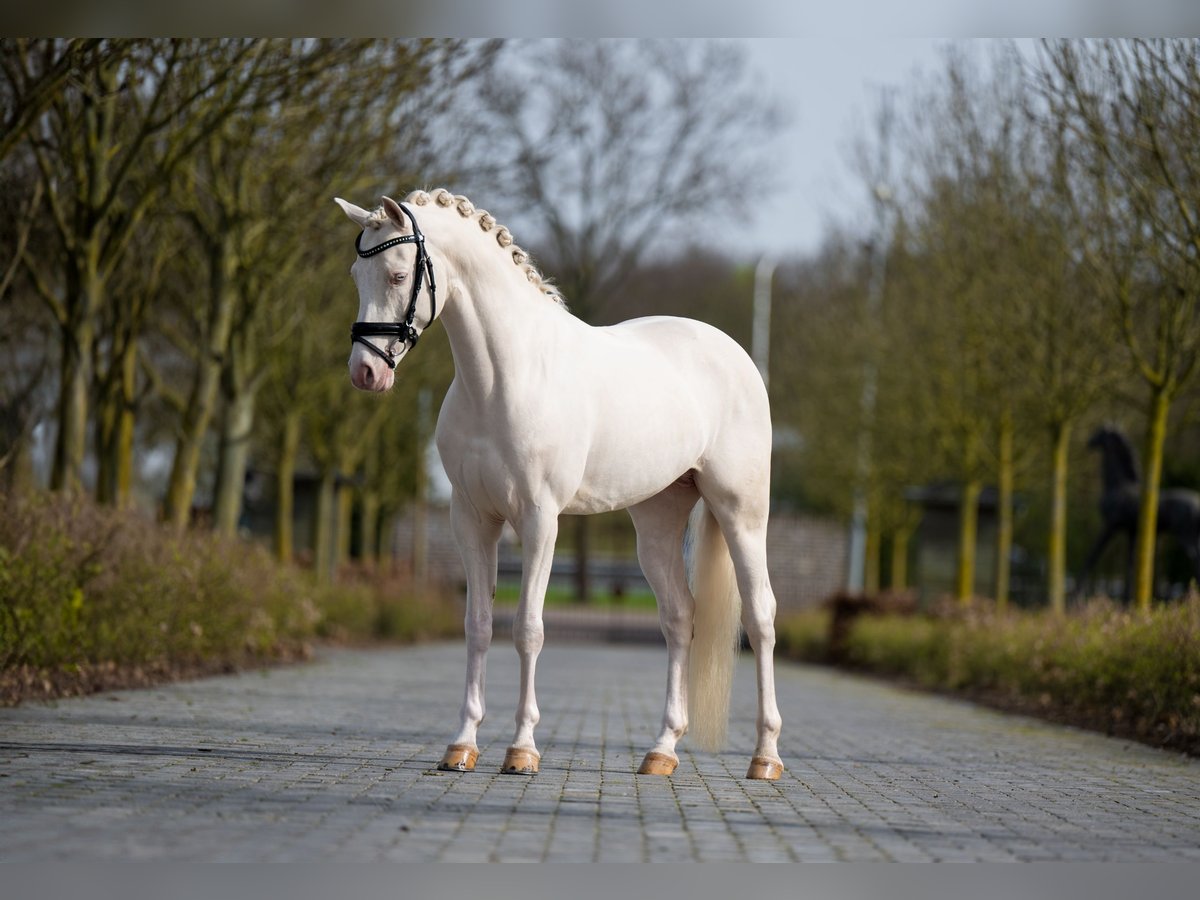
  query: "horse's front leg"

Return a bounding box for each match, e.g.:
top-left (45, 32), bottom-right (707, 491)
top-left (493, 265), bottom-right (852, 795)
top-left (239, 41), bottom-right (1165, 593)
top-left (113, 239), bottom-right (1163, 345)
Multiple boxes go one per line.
top-left (1074, 522), bottom-right (1116, 601)
top-left (502, 508), bottom-right (559, 775)
top-left (438, 492), bottom-right (502, 772)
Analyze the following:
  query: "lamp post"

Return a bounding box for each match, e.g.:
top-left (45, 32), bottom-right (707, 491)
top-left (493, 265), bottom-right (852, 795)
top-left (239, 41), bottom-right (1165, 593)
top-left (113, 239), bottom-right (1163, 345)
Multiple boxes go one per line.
top-left (753, 255), bottom-right (776, 391)
top-left (847, 184), bottom-right (892, 594)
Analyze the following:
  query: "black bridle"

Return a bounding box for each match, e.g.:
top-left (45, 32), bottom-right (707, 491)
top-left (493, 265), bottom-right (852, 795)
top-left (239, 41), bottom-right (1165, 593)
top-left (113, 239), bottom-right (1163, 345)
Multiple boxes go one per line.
top-left (349, 204), bottom-right (437, 370)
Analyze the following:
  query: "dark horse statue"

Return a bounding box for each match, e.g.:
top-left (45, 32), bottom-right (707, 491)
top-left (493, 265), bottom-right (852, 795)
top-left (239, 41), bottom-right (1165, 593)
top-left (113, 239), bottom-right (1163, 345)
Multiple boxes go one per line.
top-left (1078, 424), bottom-right (1200, 602)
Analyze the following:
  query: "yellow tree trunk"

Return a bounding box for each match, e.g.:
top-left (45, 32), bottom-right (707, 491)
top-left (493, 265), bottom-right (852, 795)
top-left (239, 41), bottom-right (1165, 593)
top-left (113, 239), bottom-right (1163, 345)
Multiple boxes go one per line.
top-left (1047, 420), bottom-right (1071, 615)
top-left (1134, 387), bottom-right (1172, 613)
top-left (889, 523), bottom-right (913, 592)
top-left (51, 264), bottom-right (98, 493)
top-left (956, 478), bottom-right (982, 607)
top-left (994, 411), bottom-right (1014, 611)
top-left (273, 411), bottom-right (300, 564)
top-left (114, 341), bottom-right (137, 507)
top-left (163, 236), bottom-right (237, 529)
top-left (357, 490), bottom-right (379, 567)
top-left (314, 466), bottom-right (336, 582)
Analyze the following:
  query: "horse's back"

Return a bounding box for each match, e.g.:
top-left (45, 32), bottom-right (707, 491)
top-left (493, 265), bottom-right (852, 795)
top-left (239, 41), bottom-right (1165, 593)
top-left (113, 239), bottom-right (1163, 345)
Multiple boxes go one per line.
top-left (601, 315), bottom-right (766, 404)
top-left (1159, 488), bottom-right (1200, 536)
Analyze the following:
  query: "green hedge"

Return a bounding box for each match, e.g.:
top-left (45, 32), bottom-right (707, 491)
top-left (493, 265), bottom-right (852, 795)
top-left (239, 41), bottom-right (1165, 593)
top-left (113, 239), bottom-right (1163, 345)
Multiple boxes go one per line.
top-left (0, 490), bottom-right (460, 703)
top-left (777, 599), bottom-right (1200, 754)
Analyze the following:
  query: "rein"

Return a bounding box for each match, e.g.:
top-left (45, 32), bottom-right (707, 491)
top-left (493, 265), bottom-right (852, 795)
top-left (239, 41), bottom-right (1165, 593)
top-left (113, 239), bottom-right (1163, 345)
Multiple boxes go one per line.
top-left (350, 204), bottom-right (437, 370)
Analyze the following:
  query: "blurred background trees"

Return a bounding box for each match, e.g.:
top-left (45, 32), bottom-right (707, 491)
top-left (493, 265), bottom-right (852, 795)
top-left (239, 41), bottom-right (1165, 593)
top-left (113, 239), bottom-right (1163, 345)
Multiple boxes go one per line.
top-left (2, 38), bottom-right (1199, 609)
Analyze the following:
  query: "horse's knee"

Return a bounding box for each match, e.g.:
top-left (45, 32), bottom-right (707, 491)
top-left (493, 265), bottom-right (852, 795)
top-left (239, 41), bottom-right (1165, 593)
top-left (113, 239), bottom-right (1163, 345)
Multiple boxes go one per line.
top-left (513, 617), bottom-right (544, 655)
top-left (464, 608), bottom-right (492, 650)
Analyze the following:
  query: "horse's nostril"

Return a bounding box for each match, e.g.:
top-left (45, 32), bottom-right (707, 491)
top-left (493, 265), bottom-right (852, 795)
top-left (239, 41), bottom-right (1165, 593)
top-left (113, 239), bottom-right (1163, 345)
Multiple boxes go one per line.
top-left (360, 364), bottom-right (375, 385)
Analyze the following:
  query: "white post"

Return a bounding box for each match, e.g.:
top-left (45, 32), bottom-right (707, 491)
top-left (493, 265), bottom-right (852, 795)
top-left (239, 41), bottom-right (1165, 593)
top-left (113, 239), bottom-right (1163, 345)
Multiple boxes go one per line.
top-left (753, 255), bottom-right (775, 390)
top-left (848, 185), bottom-right (892, 593)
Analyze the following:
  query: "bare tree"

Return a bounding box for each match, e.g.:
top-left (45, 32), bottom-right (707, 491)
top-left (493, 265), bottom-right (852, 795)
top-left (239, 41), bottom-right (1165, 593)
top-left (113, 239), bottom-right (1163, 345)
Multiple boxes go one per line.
top-left (462, 39), bottom-right (780, 599)
top-left (1036, 39), bottom-right (1200, 611)
top-left (13, 39), bottom-right (273, 492)
top-left (0, 39), bottom-right (105, 162)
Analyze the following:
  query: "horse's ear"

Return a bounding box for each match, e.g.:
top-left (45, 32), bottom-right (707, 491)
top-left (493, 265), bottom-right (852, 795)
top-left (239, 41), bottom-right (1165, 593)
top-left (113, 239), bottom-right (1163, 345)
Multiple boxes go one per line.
top-left (381, 196), bottom-right (410, 233)
top-left (334, 197), bottom-right (374, 228)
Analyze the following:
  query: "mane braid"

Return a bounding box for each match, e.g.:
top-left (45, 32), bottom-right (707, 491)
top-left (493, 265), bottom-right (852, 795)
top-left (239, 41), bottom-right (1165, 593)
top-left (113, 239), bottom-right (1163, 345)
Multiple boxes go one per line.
top-left (405, 188), bottom-right (568, 310)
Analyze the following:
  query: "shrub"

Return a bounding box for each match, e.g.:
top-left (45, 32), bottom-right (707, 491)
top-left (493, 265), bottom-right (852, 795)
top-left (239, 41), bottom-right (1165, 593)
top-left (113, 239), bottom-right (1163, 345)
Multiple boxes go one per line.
top-left (775, 607), bottom-right (832, 662)
top-left (0, 490), bottom-right (460, 704)
top-left (827, 598), bottom-right (1200, 754)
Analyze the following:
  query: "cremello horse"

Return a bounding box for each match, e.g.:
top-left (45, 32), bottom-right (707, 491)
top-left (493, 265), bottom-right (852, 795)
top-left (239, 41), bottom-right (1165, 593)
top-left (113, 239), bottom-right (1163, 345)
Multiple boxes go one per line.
top-left (336, 188), bottom-right (783, 780)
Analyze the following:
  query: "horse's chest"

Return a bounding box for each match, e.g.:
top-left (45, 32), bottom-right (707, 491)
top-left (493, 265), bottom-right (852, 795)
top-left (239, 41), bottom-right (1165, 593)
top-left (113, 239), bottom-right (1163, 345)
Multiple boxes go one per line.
top-left (1100, 488), bottom-right (1139, 525)
top-left (437, 404), bottom-right (578, 502)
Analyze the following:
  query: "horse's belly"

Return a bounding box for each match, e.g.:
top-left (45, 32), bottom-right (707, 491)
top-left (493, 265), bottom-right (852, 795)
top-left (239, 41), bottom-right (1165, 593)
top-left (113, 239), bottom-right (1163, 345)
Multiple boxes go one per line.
top-left (561, 428), bottom-right (704, 515)
top-left (561, 473), bottom-right (685, 515)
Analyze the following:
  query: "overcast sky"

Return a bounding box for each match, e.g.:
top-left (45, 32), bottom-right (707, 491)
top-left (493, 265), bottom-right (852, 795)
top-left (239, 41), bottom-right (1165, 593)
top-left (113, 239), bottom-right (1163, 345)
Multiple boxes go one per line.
top-left (732, 38), bottom-right (954, 261)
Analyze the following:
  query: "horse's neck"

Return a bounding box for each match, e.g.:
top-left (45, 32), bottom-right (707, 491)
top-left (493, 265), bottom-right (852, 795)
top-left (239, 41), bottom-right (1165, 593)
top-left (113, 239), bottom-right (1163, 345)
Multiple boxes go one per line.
top-left (439, 266), bottom-right (565, 403)
top-left (1102, 450), bottom-right (1138, 492)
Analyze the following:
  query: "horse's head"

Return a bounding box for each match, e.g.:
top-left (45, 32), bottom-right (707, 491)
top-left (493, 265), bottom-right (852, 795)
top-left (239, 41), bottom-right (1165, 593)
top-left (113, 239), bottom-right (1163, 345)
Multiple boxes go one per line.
top-left (1087, 423), bottom-right (1128, 452)
top-left (1086, 424), bottom-right (1115, 451)
top-left (335, 196), bottom-right (438, 393)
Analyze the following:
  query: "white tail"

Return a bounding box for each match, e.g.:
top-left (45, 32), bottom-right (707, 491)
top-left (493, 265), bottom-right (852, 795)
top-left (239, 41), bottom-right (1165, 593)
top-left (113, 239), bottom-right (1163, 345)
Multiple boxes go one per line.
top-left (686, 500), bottom-right (741, 752)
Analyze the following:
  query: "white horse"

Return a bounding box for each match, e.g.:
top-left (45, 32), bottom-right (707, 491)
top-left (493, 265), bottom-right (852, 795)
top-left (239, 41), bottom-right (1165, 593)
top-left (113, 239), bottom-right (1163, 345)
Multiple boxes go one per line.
top-left (336, 188), bottom-right (783, 780)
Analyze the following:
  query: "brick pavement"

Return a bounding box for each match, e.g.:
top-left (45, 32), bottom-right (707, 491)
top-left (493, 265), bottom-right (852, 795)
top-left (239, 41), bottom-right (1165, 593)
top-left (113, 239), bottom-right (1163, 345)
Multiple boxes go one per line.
top-left (2, 641), bottom-right (1199, 861)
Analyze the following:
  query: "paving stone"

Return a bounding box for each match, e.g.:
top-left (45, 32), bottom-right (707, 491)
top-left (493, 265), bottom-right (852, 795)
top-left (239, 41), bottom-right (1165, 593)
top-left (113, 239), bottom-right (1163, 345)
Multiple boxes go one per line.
top-left (2, 642), bottom-right (1200, 861)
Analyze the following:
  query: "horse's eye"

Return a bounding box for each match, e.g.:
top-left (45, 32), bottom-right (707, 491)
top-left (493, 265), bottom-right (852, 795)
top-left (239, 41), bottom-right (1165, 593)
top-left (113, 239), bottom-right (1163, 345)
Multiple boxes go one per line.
top-left (391, 272), bottom-right (407, 286)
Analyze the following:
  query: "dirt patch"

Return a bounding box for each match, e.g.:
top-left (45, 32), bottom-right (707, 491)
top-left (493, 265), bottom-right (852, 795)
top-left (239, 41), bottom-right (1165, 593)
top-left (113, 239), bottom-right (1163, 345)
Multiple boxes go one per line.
top-left (0, 645), bottom-right (314, 707)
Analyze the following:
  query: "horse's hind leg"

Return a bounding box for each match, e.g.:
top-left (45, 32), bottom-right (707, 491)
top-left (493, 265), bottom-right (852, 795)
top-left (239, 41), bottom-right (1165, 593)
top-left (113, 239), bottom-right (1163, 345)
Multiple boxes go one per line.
top-left (629, 480), bottom-right (701, 776)
top-left (698, 478), bottom-right (784, 781)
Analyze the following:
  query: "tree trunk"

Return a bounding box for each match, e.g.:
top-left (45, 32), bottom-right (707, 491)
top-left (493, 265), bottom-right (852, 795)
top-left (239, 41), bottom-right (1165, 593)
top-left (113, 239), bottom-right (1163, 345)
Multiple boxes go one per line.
top-left (94, 377), bottom-right (118, 505)
top-left (162, 237), bottom-right (237, 529)
top-left (574, 516), bottom-right (591, 602)
top-left (955, 478), bottom-right (982, 606)
top-left (212, 387), bottom-right (256, 536)
top-left (864, 500), bottom-right (882, 595)
top-left (335, 474), bottom-right (354, 571)
top-left (95, 333), bottom-right (138, 507)
top-left (114, 338), bottom-right (137, 506)
top-left (993, 410), bottom-right (1014, 611)
top-left (890, 522), bottom-right (913, 592)
top-left (1134, 385), bottom-right (1172, 613)
top-left (358, 488), bottom-right (380, 567)
top-left (376, 505), bottom-right (395, 567)
top-left (273, 410), bottom-right (300, 564)
top-left (314, 465), bottom-right (336, 582)
top-left (1047, 419), bottom-right (1071, 615)
top-left (51, 305), bottom-right (94, 493)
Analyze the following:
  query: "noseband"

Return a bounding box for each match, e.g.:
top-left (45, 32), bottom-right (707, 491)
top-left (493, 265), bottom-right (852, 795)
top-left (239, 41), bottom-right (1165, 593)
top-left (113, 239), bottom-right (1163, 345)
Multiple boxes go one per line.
top-left (349, 204), bottom-right (437, 370)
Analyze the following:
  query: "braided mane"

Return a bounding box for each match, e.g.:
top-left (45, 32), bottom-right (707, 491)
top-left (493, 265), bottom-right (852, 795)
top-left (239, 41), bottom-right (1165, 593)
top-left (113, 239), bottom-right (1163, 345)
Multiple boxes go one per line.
top-left (364, 188), bottom-right (566, 309)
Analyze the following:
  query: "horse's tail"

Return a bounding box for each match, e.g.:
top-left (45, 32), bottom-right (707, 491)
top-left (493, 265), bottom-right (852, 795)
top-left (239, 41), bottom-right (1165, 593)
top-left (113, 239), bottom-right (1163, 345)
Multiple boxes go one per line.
top-left (686, 500), bottom-right (742, 752)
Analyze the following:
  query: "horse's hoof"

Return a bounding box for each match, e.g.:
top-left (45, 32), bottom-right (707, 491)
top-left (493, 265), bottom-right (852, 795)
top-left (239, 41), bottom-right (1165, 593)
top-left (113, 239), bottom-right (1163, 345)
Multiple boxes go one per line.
top-left (500, 747), bottom-right (540, 775)
top-left (637, 751), bottom-right (678, 776)
top-left (745, 756), bottom-right (784, 780)
top-left (437, 743), bottom-right (479, 772)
